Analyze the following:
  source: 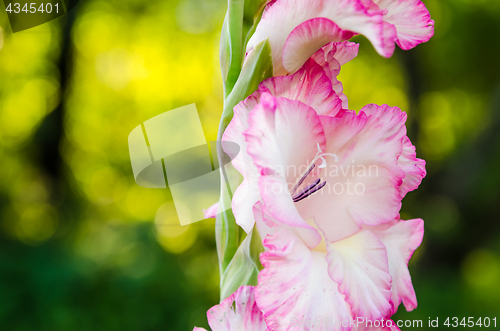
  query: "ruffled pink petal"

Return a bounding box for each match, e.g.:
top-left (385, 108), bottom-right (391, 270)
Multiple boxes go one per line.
top-left (259, 59), bottom-right (343, 116)
top-left (282, 18), bottom-right (355, 74)
top-left (356, 104), bottom-right (408, 179)
top-left (231, 179), bottom-right (262, 233)
top-left (206, 286), bottom-right (269, 331)
top-left (247, 0), bottom-right (397, 75)
top-left (223, 96), bottom-right (258, 178)
top-left (359, 0), bottom-right (383, 13)
top-left (329, 41), bottom-right (360, 67)
top-left (256, 227), bottom-right (353, 331)
top-left (228, 55), bottom-right (344, 121)
top-left (254, 202), bottom-right (325, 250)
top-left (361, 104), bottom-right (425, 197)
top-left (398, 136), bottom-right (426, 197)
top-left (311, 42), bottom-right (359, 109)
top-left (326, 230), bottom-right (392, 320)
top-left (193, 328), bottom-right (208, 331)
top-left (311, 45), bottom-right (345, 109)
top-left (365, 218), bottom-right (424, 313)
top-left (297, 106), bottom-right (406, 243)
top-left (330, 105), bottom-right (405, 226)
top-left (334, 81), bottom-right (349, 110)
top-left (244, 94), bottom-right (325, 240)
top-left (245, 94), bottom-right (327, 181)
top-left (373, 0), bottom-right (434, 50)
top-left (312, 42), bottom-right (359, 78)
top-left (253, 202), bottom-right (278, 244)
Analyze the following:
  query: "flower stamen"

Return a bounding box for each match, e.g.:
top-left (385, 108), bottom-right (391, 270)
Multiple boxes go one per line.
top-left (293, 179), bottom-right (327, 202)
top-left (289, 144), bottom-right (337, 202)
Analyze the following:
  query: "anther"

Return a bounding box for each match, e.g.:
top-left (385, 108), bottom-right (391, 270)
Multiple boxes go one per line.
top-left (293, 181), bottom-right (327, 202)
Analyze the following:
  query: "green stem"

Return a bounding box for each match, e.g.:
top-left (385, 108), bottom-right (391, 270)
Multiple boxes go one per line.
top-left (215, 39), bottom-right (273, 277)
top-left (225, 0), bottom-right (245, 97)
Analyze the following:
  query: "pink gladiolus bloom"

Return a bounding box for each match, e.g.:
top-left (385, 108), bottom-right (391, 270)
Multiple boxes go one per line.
top-left (224, 41), bottom-right (359, 234)
top-left (247, 0), bottom-right (434, 75)
top-left (224, 41), bottom-right (425, 236)
top-left (222, 44), bottom-right (426, 329)
top-left (193, 286), bottom-right (269, 331)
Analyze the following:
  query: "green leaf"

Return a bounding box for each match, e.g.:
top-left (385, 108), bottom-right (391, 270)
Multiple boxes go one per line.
top-left (215, 164), bottom-right (241, 275)
top-left (222, 0), bottom-right (245, 97)
top-left (219, 14), bottom-right (230, 88)
top-left (216, 207), bottom-right (239, 276)
top-left (220, 0), bottom-right (270, 97)
top-left (223, 38), bottom-right (273, 125)
top-left (220, 226), bottom-right (264, 301)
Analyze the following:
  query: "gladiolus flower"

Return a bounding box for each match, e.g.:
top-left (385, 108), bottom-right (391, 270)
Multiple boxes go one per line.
top-left (247, 0), bottom-right (434, 75)
top-left (222, 45), bottom-right (425, 329)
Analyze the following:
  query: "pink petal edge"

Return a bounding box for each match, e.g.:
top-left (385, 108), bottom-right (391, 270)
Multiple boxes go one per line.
top-left (256, 227), bottom-right (353, 331)
top-left (326, 229), bottom-right (393, 320)
top-left (366, 218), bottom-right (424, 313)
top-left (282, 17), bottom-right (355, 74)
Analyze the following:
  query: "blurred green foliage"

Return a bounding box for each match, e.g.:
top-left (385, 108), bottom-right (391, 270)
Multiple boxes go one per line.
top-left (0, 0), bottom-right (499, 329)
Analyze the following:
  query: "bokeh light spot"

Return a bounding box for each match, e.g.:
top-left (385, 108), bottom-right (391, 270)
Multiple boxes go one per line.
top-left (16, 203), bottom-right (58, 245)
top-left (462, 249), bottom-right (500, 290)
